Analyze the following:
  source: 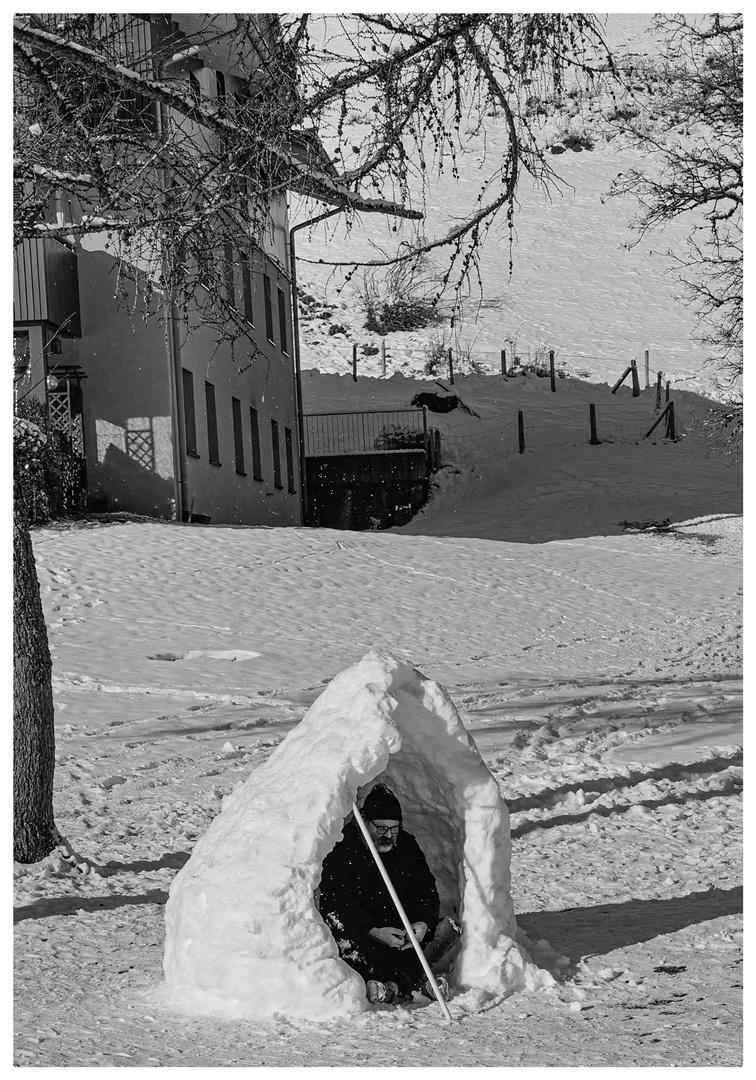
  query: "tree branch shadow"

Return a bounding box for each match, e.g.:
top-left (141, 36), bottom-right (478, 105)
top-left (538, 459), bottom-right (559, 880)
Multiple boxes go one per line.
top-left (14, 887), bottom-right (169, 924)
top-left (507, 751), bottom-right (742, 815)
top-left (511, 782), bottom-right (740, 838)
top-left (518, 885), bottom-right (742, 963)
top-left (102, 851), bottom-right (190, 874)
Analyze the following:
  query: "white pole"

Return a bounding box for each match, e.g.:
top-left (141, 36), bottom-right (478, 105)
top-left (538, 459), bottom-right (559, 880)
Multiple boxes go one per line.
top-left (352, 802), bottom-right (454, 1022)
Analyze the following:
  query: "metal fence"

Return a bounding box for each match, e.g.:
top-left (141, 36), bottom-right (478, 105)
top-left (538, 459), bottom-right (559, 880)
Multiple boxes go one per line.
top-left (303, 408), bottom-right (427, 456)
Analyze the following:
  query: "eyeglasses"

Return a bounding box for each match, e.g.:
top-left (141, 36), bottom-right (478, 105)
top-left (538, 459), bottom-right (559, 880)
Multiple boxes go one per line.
top-left (370, 824), bottom-right (401, 836)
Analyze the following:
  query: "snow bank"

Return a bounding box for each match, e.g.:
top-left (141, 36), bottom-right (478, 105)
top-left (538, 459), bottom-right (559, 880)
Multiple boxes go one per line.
top-left (155, 651), bottom-right (550, 1020)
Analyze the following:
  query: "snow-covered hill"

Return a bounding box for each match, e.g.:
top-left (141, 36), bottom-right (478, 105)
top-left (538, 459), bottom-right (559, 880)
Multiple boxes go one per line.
top-left (292, 15), bottom-right (726, 399)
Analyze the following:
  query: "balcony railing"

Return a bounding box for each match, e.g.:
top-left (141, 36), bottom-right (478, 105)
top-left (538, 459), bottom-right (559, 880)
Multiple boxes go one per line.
top-left (303, 408), bottom-right (427, 457)
top-left (14, 236), bottom-right (82, 336)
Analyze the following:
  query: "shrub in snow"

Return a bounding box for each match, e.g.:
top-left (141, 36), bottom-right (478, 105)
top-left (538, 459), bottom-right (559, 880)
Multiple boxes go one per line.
top-left (155, 651), bottom-right (550, 1020)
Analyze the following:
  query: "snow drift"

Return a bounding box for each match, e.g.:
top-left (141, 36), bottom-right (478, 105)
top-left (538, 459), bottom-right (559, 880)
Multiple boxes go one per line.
top-left (156, 651), bottom-right (550, 1020)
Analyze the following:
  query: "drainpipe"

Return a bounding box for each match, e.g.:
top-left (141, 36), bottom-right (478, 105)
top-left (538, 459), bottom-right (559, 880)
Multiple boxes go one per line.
top-left (165, 303), bottom-right (188, 521)
top-left (289, 206), bottom-right (343, 524)
top-left (156, 46), bottom-right (188, 522)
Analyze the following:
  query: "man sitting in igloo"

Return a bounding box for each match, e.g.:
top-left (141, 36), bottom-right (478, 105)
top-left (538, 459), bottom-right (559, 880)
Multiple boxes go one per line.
top-left (319, 783), bottom-right (461, 1004)
top-left (157, 652), bottom-right (553, 1021)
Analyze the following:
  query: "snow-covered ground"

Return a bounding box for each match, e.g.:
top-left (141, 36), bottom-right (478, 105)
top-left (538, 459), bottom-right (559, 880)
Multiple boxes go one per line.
top-left (13, 13), bottom-right (742, 1069)
top-left (14, 392), bottom-right (742, 1064)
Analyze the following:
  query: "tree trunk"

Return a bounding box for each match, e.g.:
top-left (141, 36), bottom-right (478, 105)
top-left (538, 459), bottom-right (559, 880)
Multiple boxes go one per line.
top-left (13, 512), bottom-right (61, 863)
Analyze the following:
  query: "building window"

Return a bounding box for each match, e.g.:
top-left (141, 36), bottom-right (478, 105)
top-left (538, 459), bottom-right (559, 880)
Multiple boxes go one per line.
top-left (182, 368), bottom-right (199, 457)
top-left (223, 242), bottom-right (236, 308)
top-left (197, 246), bottom-right (210, 289)
top-left (271, 418), bottom-right (282, 489)
top-left (240, 252), bottom-right (254, 324)
top-left (13, 331), bottom-right (30, 388)
top-left (205, 381), bottom-right (220, 465)
top-left (250, 407), bottom-right (263, 480)
top-left (277, 287), bottom-right (289, 355)
top-left (232, 397), bottom-right (245, 475)
top-left (284, 426), bottom-right (296, 494)
top-left (188, 68), bottom-right (202, 101)
top-left (263, 275), bottom-right (274, 343)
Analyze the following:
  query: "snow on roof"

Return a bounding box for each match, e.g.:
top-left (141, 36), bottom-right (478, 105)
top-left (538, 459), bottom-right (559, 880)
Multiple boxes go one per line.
top-left (155, 650), bottom-right (552, 1019)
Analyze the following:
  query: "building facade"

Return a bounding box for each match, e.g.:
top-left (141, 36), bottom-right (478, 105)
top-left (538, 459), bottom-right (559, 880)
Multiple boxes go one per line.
top-left (14, 14), bottom-right (302, 526)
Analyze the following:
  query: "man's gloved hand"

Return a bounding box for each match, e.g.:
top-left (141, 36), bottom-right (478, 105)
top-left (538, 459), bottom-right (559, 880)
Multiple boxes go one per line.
top-left (399, 921), bottom-right (428, 949)
top-left (368, 926), bottom-right (406, 949)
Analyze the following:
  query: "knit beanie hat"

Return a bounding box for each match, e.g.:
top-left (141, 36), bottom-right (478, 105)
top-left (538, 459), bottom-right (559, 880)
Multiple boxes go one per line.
top-left (363, 784), bottom-right (402, 822)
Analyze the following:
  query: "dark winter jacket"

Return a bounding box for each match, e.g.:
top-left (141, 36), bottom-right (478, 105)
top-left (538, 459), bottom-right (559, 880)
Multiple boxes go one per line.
top-left (318, 819), bottom-right (440, 937)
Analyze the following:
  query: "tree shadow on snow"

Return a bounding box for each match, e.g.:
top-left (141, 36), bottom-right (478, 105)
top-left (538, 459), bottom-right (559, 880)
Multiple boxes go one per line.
top-left (467, 690), bottom-right (743, 729)
top-left (14, 887), bottom-right (168, 924)
top-left (507, 752), bottom-right (742, 820)
top-left (102, 851), bottom-right (191, 873)
top-left (518, 885), bottom-right (742, 963)
top-left (511, 781), bottom-right (741, 839)
top-left (464, 672), bottom-right (742, 711)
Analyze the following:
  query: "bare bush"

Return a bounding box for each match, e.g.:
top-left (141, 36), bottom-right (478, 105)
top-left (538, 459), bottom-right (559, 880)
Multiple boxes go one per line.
top-left (359, 256), bottom-right (445, 335)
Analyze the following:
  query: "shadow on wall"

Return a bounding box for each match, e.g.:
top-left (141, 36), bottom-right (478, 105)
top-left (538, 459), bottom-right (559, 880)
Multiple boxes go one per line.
top-left (88, 440), bottom-right (175, 518)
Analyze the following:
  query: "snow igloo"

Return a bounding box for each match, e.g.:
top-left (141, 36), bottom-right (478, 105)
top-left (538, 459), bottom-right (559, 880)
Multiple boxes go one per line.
top-left (157, 651), bottom-right (549, 1020)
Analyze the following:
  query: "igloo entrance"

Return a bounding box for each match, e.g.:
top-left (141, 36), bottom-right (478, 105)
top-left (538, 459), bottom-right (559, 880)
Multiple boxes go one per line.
top-left (352, 757), bottom-right (464, 924)
top-left (155, 652), bottom-right (550, 1021)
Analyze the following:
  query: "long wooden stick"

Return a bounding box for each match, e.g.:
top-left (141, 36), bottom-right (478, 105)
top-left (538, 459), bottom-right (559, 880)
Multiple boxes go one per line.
top-left (644, 401), bottom-right (670, 439)
top-left (611, 365), bottom-right (632, 394)
top-left (352, 803), bottom-right (454, 1021)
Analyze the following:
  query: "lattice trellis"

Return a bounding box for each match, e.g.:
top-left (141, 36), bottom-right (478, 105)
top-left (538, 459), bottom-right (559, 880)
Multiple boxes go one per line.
top-left (48, 382), bottom-right (85, 457)
top-left (47, 389), bottom-right (70, 429)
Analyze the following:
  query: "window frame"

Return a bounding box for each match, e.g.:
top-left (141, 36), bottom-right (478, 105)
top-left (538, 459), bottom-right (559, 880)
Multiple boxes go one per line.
top-left (182, 368), bottom-right (199, 458)
top-left (205, 380), bottom-right (221, 466)
top-left (271, 418), bottom-right (283, 490)
top-left (232, 396), bottom-right (245, 475)
top-left (284, 426), bottom-right (296, 494)
top-left (263, 275), bottom-right (275, 344)
top-left (250, 406), bottom-right (263, 481)
top-left (240, 252), bottom-right (254, 325)
top-left (277, 286), bottom-right (289, 355)
top-left (223, 241), bottom-right (236, 309)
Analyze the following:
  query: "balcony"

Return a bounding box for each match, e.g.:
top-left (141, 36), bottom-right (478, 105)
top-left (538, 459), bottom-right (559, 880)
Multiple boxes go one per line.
top-left (13, 236), bottom-right (81, 337)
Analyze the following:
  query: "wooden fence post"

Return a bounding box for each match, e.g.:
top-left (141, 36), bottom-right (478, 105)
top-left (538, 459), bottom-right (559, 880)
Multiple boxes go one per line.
top-left (644, 402), bottom-right (670, 439)
top-left (381, 339), bottom-right (386, 376)
top-left (518, 410), bottom-right (525, 454)
top-left (501, 348), bottom-right (507, 376)
top-left (433, 428), bottom-right (441, 471)
top-left (631, 358), bottom-right (641, 397)
top-left (589, 403), bottom-right (600, 445)
top-left (665, 400), bottom-right (676, 440)
top-left (352, 344), bottom-right (357, 382)
top-left (550, 350), bottom-right (556, 392)
top-left (666, 380), bottom-right (670, 403)
top-left (611, 365), bottom-right (632, 394)
top-left (645, 349), bottom-right (650, 390)
top-left (656, 371), bottom-right (663, 410)
top-left (448, 348), bottom-right (454, 385)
